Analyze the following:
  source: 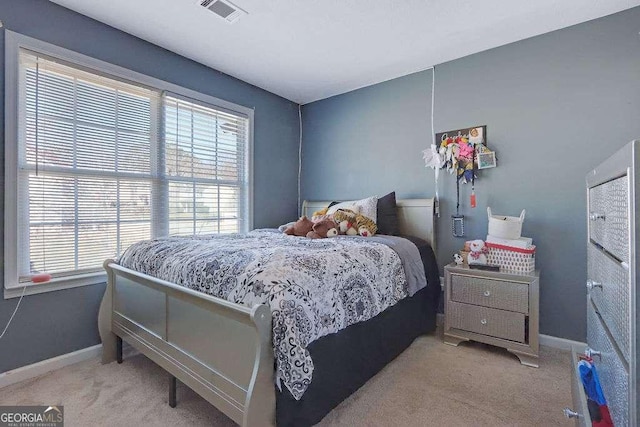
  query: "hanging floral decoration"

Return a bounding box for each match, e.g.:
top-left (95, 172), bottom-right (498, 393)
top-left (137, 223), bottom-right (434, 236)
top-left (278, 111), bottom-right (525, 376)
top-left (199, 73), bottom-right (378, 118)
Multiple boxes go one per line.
top-left (427, 125), bottom-right (495, 183)
top-left (423, 126), bottom-right (495, 228)
top-left (421, 143), bottom-right (444, 170)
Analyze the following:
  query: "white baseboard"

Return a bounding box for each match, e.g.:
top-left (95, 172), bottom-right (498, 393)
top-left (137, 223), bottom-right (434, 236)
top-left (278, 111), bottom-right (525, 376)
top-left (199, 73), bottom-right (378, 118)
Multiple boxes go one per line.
top-left (0, 344), bottom-right (102, 389)
top-left (539, 334), bottom-right (586, 351)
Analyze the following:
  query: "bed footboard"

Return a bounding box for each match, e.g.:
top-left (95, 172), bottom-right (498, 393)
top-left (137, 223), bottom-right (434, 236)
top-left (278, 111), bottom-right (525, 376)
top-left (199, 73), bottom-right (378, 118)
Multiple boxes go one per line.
top-left (98, 260), bottom-right (275, 427)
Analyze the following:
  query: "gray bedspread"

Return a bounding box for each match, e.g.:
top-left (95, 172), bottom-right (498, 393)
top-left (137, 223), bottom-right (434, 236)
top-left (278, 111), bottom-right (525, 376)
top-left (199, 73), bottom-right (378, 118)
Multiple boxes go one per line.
top-left (360, 235), bottom-right (427, 296)
top-left (117, 229), bottom-right (427, 400)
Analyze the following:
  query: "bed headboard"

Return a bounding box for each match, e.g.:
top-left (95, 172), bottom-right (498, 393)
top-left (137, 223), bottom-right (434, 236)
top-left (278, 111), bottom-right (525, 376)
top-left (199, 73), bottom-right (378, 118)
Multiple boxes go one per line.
top-left (301, 198), bottom-right (436, 252)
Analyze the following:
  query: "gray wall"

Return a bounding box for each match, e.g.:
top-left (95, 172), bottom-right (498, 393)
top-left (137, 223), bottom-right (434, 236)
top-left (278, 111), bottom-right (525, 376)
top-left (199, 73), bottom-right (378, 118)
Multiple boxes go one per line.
top-left (0, 0), bottom-right (300, 373)
top-left (302, 6), bottom-right (640, 341)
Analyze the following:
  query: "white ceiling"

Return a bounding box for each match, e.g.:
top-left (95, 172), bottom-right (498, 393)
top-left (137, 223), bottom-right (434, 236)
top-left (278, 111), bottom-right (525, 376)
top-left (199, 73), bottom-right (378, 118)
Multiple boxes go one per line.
top-left (50, 0), bottom-right (640, 104)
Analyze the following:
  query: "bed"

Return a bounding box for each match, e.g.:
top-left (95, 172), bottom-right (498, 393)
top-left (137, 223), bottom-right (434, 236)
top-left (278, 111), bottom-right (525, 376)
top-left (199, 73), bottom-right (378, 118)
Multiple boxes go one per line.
top-left (98, 198), bottom-right (439, 427)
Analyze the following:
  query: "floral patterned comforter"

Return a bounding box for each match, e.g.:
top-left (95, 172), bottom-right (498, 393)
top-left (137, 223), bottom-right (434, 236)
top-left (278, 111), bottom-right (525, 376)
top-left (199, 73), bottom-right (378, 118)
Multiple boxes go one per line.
top-left (118, 229), bottom-right (424, 400)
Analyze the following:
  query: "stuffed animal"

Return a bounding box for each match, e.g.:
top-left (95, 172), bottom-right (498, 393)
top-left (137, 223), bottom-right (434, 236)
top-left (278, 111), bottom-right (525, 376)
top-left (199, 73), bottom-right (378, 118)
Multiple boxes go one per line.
top-left (312, 213), bottom-right (333, 223)
top-left (306, 218), bottom-right (339, 239)
top-left (355, 214), bottom-right (377, 237)
top-left (333, 209), bottom-right (359, 236)
top-left (468, 239), bottom-right (488, 265)
top-left (284, 216), bottom-right (314, 237)
top-left (453, 253), bottom-right (464, 265)
top-left (312, 207), bottom-right (329, 217)
top-left (332, 209), bottom-right (377, 237)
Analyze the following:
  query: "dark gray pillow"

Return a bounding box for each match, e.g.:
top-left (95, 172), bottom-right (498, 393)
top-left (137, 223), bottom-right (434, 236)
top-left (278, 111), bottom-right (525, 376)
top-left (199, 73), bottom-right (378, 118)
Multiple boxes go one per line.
top-left (376, 192), bottom-right (400, 235)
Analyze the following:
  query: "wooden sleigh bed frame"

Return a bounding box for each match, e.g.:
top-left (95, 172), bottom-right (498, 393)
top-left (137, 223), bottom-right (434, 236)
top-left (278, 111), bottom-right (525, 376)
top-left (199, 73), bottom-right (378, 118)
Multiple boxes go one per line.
top-left (98, 198), bottom-right (436, 427)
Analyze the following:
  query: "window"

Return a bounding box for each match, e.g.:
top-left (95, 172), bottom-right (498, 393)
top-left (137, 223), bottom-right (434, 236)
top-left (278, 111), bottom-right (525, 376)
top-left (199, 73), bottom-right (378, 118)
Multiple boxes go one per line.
top-left (18, 51), bottom-right (159, 282)
top-left (5, 32), bottom-right (252, 296)
top-left (163, 96), bottom-right (249, 236)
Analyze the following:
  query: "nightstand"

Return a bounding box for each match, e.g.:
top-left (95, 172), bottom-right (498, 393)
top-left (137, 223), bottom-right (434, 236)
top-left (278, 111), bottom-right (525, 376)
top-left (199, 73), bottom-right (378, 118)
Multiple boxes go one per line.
top-left (443, 263), bottom-right (540, 367)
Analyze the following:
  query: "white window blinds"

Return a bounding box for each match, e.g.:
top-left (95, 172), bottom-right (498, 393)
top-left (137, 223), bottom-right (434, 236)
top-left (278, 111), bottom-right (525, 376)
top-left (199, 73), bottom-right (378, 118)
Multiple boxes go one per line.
top-left (163, 95), bottom-right (249, 236)
top-left (14, 48), bottom-right (250, 285)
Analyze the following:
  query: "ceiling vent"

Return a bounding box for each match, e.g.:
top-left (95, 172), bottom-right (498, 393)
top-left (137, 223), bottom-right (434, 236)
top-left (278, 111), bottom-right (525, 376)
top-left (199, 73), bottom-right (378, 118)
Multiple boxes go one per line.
top-left (197, 0), bottom-right (247, 24)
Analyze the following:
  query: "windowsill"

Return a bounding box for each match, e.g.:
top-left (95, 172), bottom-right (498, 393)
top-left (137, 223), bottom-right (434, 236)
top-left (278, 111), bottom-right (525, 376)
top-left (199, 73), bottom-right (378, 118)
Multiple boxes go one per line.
top-left (4, 272), bottom-right (107, 299)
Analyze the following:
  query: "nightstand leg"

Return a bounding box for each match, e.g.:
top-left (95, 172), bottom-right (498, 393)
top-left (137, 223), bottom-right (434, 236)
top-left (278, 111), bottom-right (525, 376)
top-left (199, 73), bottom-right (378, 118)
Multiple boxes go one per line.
top-left (508, 349), bottom-right (539, 368)
top-left (444, 334), bottom-right (469, 347)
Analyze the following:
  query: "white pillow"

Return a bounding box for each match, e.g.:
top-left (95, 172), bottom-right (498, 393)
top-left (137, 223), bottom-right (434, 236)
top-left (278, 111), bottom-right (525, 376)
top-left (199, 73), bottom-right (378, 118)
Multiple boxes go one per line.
top-left (327, 196), bottom-right (378, 222)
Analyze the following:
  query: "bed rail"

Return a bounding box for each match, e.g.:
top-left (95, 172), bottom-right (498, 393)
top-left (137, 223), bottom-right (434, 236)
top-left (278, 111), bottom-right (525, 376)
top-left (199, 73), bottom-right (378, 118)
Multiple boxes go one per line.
top-left (98, 259), bottom-right (275, 427)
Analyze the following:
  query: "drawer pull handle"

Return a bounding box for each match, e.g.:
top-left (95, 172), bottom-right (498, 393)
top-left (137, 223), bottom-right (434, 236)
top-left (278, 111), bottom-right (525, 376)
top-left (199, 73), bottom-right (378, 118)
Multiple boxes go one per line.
top-left (480, 319), bottom-right (487, 325)
top-left (585, 348), bottom-right (602, 359)
top-left (483, 290), bottom-right (491, 297)
top-left (589, 212), bottom-right (606, 221)
top-left (586, 280), bottom-right (603, 291)
top-left (563, 408), bottom-right (581, 419)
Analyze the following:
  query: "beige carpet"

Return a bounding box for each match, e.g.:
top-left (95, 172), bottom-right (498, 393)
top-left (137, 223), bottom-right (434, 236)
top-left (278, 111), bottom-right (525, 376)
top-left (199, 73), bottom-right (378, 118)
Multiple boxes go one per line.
top-left (0, 331), bottom-right (572, 426)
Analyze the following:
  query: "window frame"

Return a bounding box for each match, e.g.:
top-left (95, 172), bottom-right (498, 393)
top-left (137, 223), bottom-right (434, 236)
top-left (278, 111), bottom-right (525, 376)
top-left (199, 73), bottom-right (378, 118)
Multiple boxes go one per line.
top-left (4, 31), bottom-right (254, 299)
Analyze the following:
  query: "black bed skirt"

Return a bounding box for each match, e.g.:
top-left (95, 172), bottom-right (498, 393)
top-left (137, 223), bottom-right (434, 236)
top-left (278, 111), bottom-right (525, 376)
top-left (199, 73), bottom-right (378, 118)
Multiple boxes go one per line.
top-left (275, 284), bottom-right (438, 427)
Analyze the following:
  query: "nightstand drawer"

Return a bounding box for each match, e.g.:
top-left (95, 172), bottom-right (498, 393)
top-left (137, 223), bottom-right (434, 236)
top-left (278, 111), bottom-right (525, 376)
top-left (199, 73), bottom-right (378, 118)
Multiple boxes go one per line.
top-left (448, 301), bottom-right (525, 343)
top-left (451, 274), bottom-right (529, 314)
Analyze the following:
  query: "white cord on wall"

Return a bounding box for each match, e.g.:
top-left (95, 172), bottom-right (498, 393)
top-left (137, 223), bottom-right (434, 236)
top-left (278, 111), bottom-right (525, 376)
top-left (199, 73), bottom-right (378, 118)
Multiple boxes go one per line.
top-left (0, 285), bottom-right (26, 341)
top-left (431, 66), bottom-right (436, 148)
top-left (430, 66), bottom-right (440, 217)
top-left (297, 104), bottom-right (303, 217)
